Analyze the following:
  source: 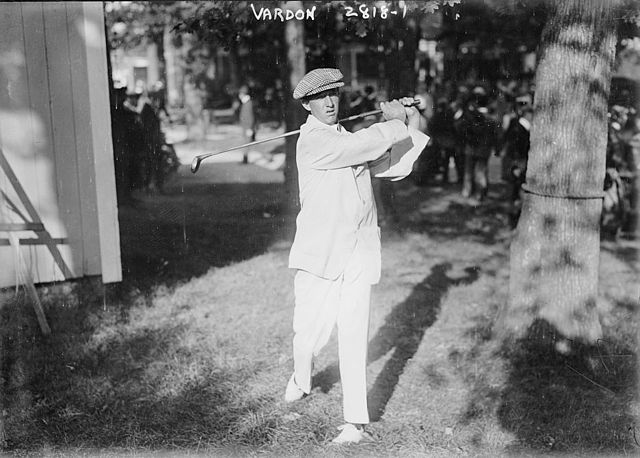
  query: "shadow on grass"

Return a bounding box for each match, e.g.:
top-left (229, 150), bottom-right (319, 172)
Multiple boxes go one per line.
top-left (495, 320), bottom-right (638, 454)
top-left (116, 174), bottom-right (288, 295)
top-left (1, 294), bottom-right (276, 451)
top-left (312, 262), bottom-right (480, 421)
top-left (1, 166), bottom-right (290, 451)
top-left (395, 181), bottom-right (512, 246)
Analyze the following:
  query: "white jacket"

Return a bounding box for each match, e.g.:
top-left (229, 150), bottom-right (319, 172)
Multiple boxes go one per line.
top-left (288, 114), bottom-right (428, 283)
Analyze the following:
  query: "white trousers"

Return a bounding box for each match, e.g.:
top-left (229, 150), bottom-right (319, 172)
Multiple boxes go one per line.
top-left (292, 242), bottom-right (372, 424)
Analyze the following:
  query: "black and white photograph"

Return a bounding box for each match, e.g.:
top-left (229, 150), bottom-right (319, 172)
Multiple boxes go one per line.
top-left (0, 0), bottom-right (639, 456)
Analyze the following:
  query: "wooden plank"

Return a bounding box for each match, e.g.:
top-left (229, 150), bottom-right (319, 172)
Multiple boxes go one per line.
top-left (20, 2), bottom-right (56, 203)
top-left (0, 2), bottom-right (36, 288)
top-left (42, 2), bottom-right (83, 277)
top-left (7, 231), bottom-right (51, 335)
top-left (0, 1), bottom-right (121, 287)
top-left (23, 275), bottom-right (51, 335)
top-left (80, 2), bottom-right (122, 283)
top-left (0, 150), bottom-right (73, 279)
top-left (65, 1), bottom-right (102, 276)
top-left (0, 223), bottom-right (45, 231)
top-left (0, 4), bottom-right (53, 334)
top-left (0, 238), bottom-right (67, 246)
top-left (19, 2), bottom-right (72, 285)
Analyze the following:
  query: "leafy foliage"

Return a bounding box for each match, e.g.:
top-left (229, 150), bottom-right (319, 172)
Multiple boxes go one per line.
top-left (173, 1), bottom-right (283, 51)
top-left (107, 1), bottom-right (464, 51)
top-left (105, 1), bottom-right (187, 49)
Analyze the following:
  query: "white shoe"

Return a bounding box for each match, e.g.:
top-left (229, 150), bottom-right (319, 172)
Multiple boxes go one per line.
top-left (331, 424), bottom-right (372, 444)
top-left (284, 373), bottom-right (305, 402)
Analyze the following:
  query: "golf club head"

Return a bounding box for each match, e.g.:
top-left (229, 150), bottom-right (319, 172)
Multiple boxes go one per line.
top-left (190, 157), bottom-right (202, 174)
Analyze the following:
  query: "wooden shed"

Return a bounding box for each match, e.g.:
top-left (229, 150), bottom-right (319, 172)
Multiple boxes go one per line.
top-left (0, 2), bottom-right (121, 288)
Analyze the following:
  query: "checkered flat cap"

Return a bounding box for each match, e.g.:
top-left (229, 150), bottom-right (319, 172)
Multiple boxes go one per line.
top-left (293, 68), bottom-right (345, 100)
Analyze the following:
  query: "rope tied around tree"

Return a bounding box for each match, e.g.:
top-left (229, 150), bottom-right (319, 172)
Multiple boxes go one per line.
top-left (522, 184), bottom-right (605, 200)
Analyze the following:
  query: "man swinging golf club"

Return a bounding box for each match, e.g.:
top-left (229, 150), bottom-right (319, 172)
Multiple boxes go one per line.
top-left (285, 68), bottom-right (429, 444)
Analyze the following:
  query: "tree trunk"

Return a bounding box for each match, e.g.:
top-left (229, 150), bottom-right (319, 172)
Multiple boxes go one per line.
top-left (146, 40), bottom-right (160, 87)
top-left (163, 24), bottom-right (183, 107)
top-left (501, 0), bottom-right (619, 343)
top-left (282, 1), bottom-right (306, 216)
top-left (228, 41), bottom-right (240, 90)
top-left (387, 16), bottom-right (419, 99)
top-left (441, 7), bottom-right (459, 83)
top-left (151, 30), bottom-right (166, 89)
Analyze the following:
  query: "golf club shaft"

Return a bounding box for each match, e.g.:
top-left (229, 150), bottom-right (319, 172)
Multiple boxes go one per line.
top-left (190, 99), bottom-right (420, 173)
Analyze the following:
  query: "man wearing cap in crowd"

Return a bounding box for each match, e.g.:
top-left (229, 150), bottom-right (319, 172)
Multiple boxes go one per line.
top-left (284, 68), bottom-right (429, 444)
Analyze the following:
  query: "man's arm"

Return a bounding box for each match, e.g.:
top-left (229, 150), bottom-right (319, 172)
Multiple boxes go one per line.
top-left (369, 133), bottom-right (430, 181)
top-left (369, 97), bottom-right (430, 180)
top-left (300, 100), bottom-right (411, 170)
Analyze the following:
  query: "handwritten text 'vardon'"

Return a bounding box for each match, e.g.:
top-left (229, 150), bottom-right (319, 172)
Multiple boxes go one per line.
top-left (250, 4), bottom-right (317, 21)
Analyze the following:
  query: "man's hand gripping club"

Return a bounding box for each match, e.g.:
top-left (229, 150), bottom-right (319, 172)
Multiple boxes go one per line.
top-left (380, 98), bottom-right (421, 130)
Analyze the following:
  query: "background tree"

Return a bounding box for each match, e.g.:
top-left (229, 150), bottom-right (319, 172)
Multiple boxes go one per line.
top-left (106, 2), bottom-right (187, 98)
top-left (498, 0), bottom-right (636, 345)
top-left (438, 0), bottom-right (546, 82)
top-left (282, 1), bottom-right (307, 215)
top-left (174, 0), bottom-right (461, 213)
top-left (105, 0), bottom-right (638, 344)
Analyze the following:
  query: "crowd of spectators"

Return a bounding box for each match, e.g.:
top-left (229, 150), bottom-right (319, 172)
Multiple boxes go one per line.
top-left (335, 75), bottom-right (637, 236)
top-left (114, 74), bottom-right (638, 236)
top-left (110, 86), bottom-right (179, 205)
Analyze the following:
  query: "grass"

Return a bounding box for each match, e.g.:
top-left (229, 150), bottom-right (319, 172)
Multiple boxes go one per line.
top-left (0, 160), bottom-right (638, 457)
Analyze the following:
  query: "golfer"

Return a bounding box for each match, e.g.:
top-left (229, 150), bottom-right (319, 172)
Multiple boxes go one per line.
top-left (285, 68), bottom-right (429, 444)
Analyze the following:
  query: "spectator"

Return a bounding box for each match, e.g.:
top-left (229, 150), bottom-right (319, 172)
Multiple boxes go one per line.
top-left (415, 80), bottom-right (434, 122)
top-left (428, 97), bottom-right (464, 183)
top-left (612, 107), bottom-right (639, 237)
top-left (233, 84), bottom-right (257, 164)
top-left (624, 113), bottom-right (640, 237)
top-left (499, 92), bottom-right (531, 177)
top-left (349, 85), bottom-right (377, 115)
top-left (274, 78), bottom-right (285, 126)
top-left (262, 86), bottom-right (280, 128)
top-left (184, 74), bottom-right (206, 140)
top-left (110, 87), bottom-right (144, 205)
top-left (502, 102), bottom-right (533, 227)
top-left (457, 87), bottom-right (502, 202)
top-left (149, 80), bottom-right (171, 123)
top-left (137, 92), bottom-right (166, 193)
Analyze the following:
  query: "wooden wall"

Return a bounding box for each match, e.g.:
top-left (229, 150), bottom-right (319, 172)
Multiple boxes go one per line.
top-left (0, 2), bottom-right (121, 287)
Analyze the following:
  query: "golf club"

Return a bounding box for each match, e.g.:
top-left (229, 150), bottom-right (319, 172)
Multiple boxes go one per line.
top-left (190, 99), bottom-right (421, 173)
